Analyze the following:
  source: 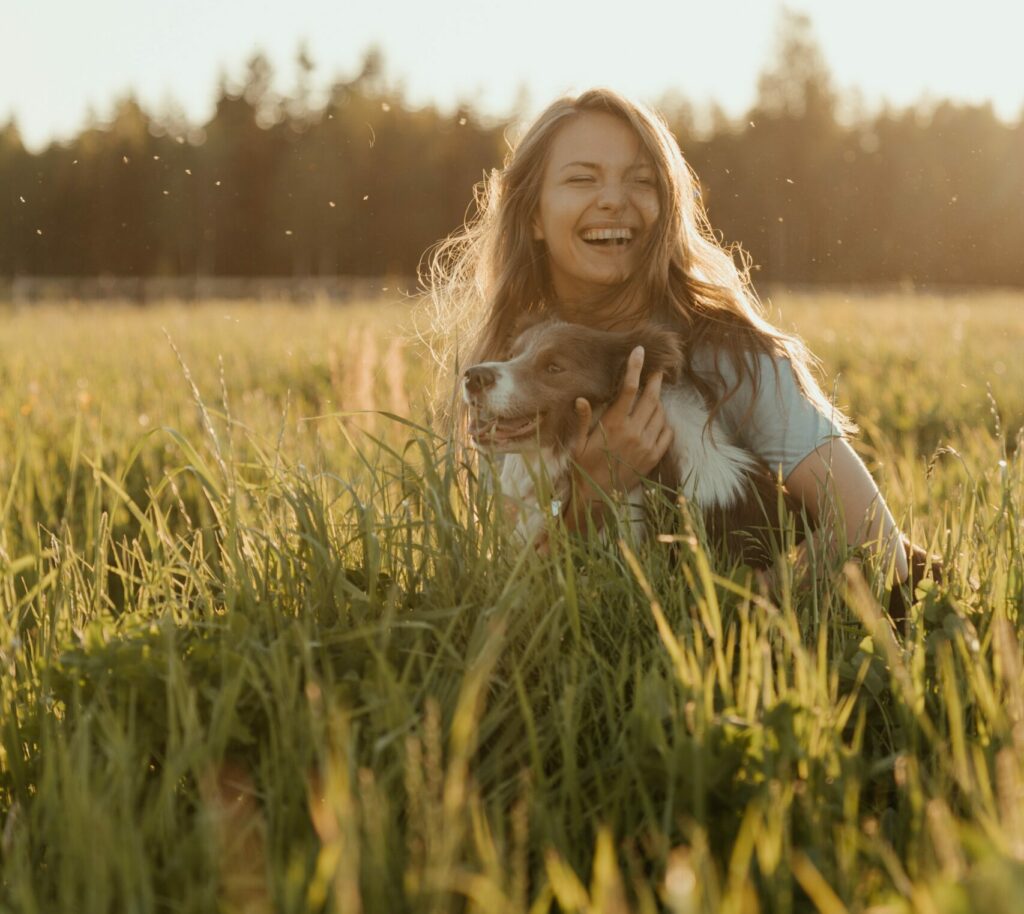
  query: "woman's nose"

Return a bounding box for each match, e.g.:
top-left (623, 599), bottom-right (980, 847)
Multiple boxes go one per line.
top-left (596, 181), bottom-right (627, 211)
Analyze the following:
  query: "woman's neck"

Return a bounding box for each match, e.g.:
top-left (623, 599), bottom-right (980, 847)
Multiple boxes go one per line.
top-left (554, 290), bottom-right (648, 332)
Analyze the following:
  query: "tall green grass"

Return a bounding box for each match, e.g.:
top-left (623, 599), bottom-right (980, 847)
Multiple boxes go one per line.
top-left (0, 292), bottom-right (1022, 912)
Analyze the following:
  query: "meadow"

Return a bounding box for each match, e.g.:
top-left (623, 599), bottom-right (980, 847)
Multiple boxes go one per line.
top-left (0, 290), bottom-right (1022, 913)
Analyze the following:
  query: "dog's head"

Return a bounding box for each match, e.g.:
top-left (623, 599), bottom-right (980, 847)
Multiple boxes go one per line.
top-left (462, 318), bottom-right (683, 453)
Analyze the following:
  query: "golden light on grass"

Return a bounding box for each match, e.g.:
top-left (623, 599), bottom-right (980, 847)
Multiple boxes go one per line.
top-left (0, 290), bottom-right (1021, 911)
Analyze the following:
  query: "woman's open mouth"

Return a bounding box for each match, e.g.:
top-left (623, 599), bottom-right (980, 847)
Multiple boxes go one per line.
top-left (580, 226), bottom-right (635, 249)
top-left (469, 413), bottom-right (542, 446)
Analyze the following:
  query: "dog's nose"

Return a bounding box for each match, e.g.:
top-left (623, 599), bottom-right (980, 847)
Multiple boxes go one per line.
top-left (463, 365), bottom-right (496, 395)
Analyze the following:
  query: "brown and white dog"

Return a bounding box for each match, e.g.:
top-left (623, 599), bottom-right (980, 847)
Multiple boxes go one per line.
top-left (463, 318), bottom-right (804, 565)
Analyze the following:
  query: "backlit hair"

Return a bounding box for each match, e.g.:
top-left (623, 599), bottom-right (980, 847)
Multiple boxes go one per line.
top-left (423, 87), bottom-right (852, 436)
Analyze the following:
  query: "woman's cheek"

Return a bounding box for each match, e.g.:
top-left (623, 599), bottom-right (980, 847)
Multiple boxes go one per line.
top-left (636, 190), bottom-right (660, 224)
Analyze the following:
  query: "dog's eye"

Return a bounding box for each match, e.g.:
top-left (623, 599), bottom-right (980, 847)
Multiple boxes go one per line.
top-left (546, 363), bottom-right (564, 374)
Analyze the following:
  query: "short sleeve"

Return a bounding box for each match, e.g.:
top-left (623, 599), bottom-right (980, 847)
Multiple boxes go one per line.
top-left (696, 351), bottom-right (845, 479)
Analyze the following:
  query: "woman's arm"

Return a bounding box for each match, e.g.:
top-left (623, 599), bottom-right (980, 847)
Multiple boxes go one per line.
top-left (559, 347), bottom-right (910, 585)
top-left (784, 438), bottom-right (910, 583)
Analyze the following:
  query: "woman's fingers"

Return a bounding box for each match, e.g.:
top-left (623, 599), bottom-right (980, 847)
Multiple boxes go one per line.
top-left (608, 346), bottom-right (645, 418)
top-left (633, 371), bottom-right (665, 428)
top-left (653, 421), bottom-right (674, 459)
top-left (572, 397), bottom-right (593, 457)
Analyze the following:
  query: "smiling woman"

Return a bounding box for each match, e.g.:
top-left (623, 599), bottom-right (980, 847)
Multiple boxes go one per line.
top-left (531, 111), bottom-right (660, 302)
top-left (426, 87), bottom-right (931, 607)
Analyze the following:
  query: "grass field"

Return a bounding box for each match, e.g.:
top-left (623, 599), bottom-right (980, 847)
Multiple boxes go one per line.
top-left (0, 290), bottom-right (1022, 913)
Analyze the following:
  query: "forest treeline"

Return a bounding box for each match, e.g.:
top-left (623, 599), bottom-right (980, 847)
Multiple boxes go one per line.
top-left (2, 14), bottom-right (1022, 286)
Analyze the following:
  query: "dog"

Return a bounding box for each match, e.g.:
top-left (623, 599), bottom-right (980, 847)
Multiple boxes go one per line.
top-left (462, 318), bottom-right (805, 565)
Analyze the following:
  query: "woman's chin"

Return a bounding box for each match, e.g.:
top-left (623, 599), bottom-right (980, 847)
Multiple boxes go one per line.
top-left (552, 264), bottom-right (637, 303)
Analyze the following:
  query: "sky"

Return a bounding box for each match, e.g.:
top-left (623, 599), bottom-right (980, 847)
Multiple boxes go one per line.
top-left (4, 0), bottom-right (1022, 151)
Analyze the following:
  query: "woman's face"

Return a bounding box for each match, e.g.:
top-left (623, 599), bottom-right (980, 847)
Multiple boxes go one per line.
top-left (533, 111), bottom-right (660, 305)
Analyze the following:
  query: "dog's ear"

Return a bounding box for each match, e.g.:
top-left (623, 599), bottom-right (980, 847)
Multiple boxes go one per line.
top-left (624, 325), bottom-right (684, 385)
top-left (509, 305), bottom-right (551, 340)
top-left (498, 307), bottom-right (553, 358)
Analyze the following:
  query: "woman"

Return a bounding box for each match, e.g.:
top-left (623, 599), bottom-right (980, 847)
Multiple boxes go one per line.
top-left (427, 88), bottom-right (910, 587)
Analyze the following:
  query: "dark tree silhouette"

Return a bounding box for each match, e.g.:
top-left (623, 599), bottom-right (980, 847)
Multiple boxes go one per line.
top-left (1, 21), bottom-right (1020, 290)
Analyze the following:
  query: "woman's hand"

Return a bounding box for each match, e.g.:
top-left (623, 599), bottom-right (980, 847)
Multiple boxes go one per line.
top-left (563, 345), bottom-right (674, 529)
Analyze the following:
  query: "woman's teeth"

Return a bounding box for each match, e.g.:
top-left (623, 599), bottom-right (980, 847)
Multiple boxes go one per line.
top-left (581, 228), bottom-right (634, 246)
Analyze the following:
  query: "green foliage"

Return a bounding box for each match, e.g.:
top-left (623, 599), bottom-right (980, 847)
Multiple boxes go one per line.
top-left (0, 294), bottom-right (1022, 912)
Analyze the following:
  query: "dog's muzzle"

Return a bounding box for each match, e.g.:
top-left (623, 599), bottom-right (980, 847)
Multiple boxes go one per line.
top-left (463, 365), bottom-right (497, 399)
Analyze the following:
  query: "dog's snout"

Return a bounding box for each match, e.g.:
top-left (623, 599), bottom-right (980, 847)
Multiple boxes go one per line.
top-left (464, 365), bottom-right (497, 395)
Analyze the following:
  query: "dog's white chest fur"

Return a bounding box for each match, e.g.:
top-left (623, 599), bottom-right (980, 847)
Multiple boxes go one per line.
top-left (499, 449), bottom-right (571, 542)
top-left (660, 387), bottom-right (757, 507)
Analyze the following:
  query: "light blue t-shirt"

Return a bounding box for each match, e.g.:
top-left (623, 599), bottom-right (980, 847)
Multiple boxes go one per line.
top-left (691, 349), bottom-right (845, 479)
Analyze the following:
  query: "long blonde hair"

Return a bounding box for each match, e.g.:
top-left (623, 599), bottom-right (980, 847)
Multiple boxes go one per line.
top-left (423, 87), bottom-right (852, 435)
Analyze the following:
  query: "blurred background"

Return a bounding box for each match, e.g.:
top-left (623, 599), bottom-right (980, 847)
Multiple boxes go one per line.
top-left (1, 1), bottom-right (1022, 298)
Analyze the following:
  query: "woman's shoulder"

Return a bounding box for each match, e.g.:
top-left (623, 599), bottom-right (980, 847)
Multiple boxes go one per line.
top-left (688, 342), bottom-right (794, 389)
top-left (687, 341), bottom-right (845, 476)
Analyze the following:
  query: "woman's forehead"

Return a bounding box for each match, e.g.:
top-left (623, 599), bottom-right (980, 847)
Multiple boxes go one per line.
top-left (546, 111), bottom-right (653, 171)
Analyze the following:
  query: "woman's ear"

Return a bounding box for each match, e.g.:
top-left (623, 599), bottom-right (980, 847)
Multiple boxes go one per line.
top-left (532, 212), bottom-right (545, 241)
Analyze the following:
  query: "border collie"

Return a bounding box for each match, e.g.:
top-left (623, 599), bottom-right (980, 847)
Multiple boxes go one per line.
top-left (462, 318), bottom-right (804, 565)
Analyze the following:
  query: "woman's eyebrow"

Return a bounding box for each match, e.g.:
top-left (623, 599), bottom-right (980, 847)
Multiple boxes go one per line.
top-left (558, 160), bottom-right (654, 172)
